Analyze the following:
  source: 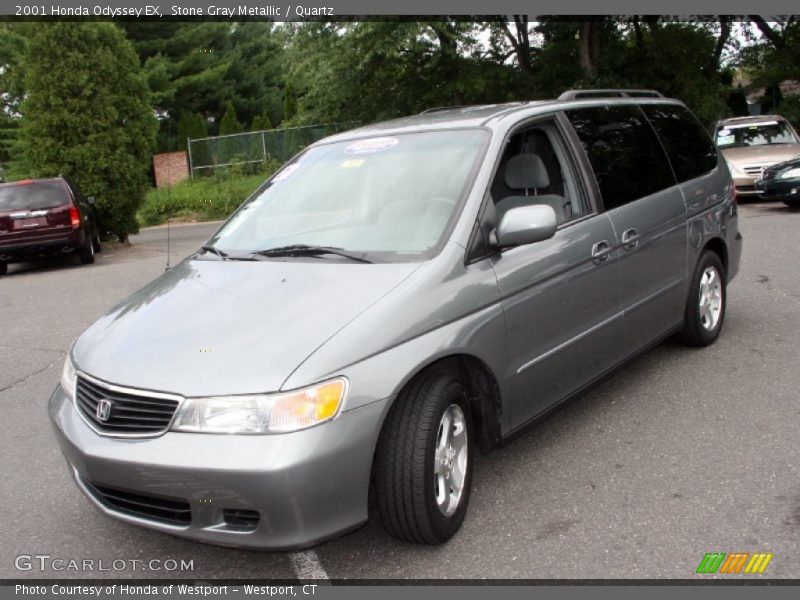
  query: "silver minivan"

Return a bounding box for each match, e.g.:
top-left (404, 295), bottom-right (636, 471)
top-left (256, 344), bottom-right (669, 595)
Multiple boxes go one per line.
top-left (50, 90), bottom-right (742, 548)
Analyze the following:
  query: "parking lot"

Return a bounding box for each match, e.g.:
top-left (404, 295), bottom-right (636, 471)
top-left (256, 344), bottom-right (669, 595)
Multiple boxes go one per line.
top-left (1, 201), bottom-right (799, 580)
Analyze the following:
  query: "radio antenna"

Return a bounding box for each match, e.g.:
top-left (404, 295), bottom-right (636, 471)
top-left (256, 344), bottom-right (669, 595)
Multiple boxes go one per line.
top-left (165, 117), bottom-right (173, 271)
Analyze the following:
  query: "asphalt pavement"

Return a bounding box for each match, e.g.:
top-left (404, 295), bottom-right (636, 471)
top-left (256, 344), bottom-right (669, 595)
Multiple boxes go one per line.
top-left (1, 202), bottom-right (799, 580)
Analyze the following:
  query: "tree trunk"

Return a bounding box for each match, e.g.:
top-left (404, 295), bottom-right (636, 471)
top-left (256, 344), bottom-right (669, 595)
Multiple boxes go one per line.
top-left (749, 16), bottom-right (786, 49)
top-left (708, 16), bottom-right (731, 79)
top-left (499, 16), bottom-right (536, 97)
top-left (579, 21), bottom-right (600, 80)
top-left (430, 22), bottom-right (464, 106)
top-left (631, 19), bottom-right (644, 50)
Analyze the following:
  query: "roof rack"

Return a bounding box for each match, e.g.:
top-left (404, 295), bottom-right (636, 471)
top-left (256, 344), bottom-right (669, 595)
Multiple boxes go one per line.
top-left (558, 89), bottom-right (664, 100)
top-left (419, 106), bottom-right (465, 114)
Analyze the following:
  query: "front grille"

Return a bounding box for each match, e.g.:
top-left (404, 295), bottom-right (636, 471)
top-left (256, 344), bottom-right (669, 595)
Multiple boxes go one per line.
top-left (742, 165), bottom-right (767, 178)
top-left (761, 165), bottom-right (784, 181)
top-left (84, 481), bottom-right (191, 526)
top-left (75, 376), bottom-right (180, 435)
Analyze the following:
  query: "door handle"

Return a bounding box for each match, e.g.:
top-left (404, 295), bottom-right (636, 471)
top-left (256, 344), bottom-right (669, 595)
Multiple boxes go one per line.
top-left (621, 228), bottom-right (639, 250)
top-left (591, 240), bottom-right (612, 264)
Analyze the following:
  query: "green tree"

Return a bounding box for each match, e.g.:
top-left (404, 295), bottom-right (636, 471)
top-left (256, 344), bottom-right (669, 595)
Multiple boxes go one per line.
top-left (0, 23), bottom-right (29, 176)
top-left (224, 22), bottom-right (285, 127)
top-left (251, 114), bottom-right (273, 131)
top-left (20, 23), bottom-right (156, 242)
top-left (286, 21), bottom-right (512, 125)
top-left (176, 110), bottom-right (208, 150)
top-left (727, 88), bottom-right (750, 116)
top-left (218, 100), bottom-right (242, 135)
top-left (283, 77), bottom-right (297, 123)
top-left (122, 22), bottom-right (286, 149)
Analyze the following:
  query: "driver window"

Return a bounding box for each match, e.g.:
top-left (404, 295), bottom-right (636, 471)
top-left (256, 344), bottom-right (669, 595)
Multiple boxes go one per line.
top-left (491, 123), bottom-right (589, 226)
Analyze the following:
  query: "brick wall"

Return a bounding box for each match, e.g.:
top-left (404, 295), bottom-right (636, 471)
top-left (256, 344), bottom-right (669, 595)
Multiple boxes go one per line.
top-left (153, 151), bottom-right (190, 188)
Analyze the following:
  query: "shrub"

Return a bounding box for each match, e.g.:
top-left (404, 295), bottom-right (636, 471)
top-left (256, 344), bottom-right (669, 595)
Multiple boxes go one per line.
top-left (137, 166), bottom-right (280, 227)
top-left (20, 23), bottom-right (156, 242)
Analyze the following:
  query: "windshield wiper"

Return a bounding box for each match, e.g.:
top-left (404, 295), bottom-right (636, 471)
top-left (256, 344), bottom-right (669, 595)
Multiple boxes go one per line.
top-left (198, 245), bottom-right (258, 261)
top-left (251, 244), bottom-right (374, 263)
top-left (199, 244), bottom-right (228, 259)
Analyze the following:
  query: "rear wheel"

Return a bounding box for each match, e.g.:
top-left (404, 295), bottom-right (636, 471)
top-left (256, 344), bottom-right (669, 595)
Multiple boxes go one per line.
top-left (78, 234), bottom-right (95, 265)
top-left (0, 261), bottom-right (6, 276)
top-left (676, 251), bottom-right (726, 347)
top-left (373, 370), bottom-right (473, 544)
top-left (92, 230), bottom-right (102, 253)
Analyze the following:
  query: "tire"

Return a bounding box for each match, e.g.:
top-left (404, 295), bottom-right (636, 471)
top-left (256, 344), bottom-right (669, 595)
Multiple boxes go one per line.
top-left (373, 370), bottom-right (473, 544)
top-left (0, 261), bottom-right (6, 276)
top-left (78, 233), bottom-right (95, 265)
top-left (676, 250), bottom-right (726, 347)
top-left (92, 230), bottom-right (102, 253)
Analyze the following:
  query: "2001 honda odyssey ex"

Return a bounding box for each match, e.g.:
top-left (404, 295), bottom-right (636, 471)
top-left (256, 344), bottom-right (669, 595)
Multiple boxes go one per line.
top-left (50, 90), bottom-right (742, 548)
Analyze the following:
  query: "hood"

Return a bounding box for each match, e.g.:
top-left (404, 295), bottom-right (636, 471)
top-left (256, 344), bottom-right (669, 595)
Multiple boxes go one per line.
top-left (771, 155), bottom-right (800, 171)
top-left (72, 257), bottom-right (420, 397)
top-left (721, 144), bottom-right (800, 167)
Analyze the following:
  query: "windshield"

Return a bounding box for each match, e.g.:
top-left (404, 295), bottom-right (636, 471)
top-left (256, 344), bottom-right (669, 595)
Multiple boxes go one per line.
top-left (207, 129), bottom-right (488, 260)
top-left (715, 121), bottom-right (798, 149)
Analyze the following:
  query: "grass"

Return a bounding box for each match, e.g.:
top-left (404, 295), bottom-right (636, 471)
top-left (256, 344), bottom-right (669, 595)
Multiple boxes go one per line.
top-left (137, 168), bottom-right (277, 227)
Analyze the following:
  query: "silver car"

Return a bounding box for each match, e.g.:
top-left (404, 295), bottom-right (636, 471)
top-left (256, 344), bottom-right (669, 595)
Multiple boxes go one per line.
top-left (50, 90), bottom-right (742, 549)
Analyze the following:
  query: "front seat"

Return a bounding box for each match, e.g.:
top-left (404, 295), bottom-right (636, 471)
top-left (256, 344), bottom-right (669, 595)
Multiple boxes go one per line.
top-left (495, 154), bottom-right (569, 224)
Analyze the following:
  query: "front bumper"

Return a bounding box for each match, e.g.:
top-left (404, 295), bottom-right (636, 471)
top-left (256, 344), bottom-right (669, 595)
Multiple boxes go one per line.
top-left (49, 385), bottom-right (390, 550)
top-left (755, 177), bottom-right (800, 200)
top-left (732, 174), bottom-right (759, 196)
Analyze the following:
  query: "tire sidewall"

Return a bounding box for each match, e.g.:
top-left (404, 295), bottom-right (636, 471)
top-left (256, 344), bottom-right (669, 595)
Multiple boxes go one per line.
top-left (79, 233), bottom-right (95, 264)
top-left (422, 377), bottom-right (474, 541)
top-left (689, 252), bottom-right (726, 345)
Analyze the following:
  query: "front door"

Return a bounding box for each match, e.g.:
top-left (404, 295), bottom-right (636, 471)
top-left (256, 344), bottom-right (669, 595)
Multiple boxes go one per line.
top-left (486, 119), bottom-right (625, 431)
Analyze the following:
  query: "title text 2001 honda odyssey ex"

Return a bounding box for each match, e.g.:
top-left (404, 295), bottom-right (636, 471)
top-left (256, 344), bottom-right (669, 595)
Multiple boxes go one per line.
top-left (50, 90), bottom-right (742, 548)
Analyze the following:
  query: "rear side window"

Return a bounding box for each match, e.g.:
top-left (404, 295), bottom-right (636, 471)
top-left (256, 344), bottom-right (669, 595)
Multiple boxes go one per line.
top-left (641, 104), bottom-right (718, 182)
top-left (566, 105), bottom-right (675, 210)
top-left (0, 182), bottom-right (69, 211)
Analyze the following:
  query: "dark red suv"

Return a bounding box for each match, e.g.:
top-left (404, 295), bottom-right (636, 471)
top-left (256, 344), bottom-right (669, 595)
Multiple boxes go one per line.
top-left (0, 177), bottom-right (101, 275)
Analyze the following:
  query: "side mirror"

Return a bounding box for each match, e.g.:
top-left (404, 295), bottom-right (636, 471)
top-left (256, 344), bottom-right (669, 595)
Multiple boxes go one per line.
top-left (87, 196), bottom-right (96, 205)
top-left (494, 204), bottom-right (557, 248)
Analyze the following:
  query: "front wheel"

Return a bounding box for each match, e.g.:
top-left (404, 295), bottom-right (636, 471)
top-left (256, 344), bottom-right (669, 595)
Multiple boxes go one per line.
top-left (676, 251), bottom-right (726, 347)
top-left (373, 370), bottom-right (473, 544)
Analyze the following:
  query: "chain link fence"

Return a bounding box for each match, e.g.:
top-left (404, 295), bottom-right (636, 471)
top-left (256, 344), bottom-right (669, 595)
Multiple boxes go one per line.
top-left (187, 122), bottom-right (360, 179)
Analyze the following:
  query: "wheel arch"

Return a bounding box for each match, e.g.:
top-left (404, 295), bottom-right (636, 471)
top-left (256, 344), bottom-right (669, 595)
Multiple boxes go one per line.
top-left (702, 236), bottom-right (728, 276)
top-left (379, 353), bottom-right (503, 454)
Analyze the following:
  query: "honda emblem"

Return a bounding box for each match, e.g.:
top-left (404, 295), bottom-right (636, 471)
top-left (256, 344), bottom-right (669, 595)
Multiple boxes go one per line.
top-left (96, 398), bottom-right (112, 422)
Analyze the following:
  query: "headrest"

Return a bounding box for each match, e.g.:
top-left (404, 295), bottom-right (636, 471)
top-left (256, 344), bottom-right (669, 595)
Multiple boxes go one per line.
top-left (504, 154), bottom-right (550, 190)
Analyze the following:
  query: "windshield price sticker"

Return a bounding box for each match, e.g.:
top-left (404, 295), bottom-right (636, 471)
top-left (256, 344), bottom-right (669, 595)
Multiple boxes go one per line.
top-left (341, 159), bottom-right (365, 168)
top-left (344, 137), bottom-right (399, 155)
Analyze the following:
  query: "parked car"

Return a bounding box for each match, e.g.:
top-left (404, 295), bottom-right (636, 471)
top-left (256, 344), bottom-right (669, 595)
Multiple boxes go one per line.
top-left (50, 90), bottom-right (741, 549)
top-left (712, 115), bottom-right (800, 198)
top-left (0, 177), bottom-right (101, 275)
top-left (755, 155), bottom-right (800, 207)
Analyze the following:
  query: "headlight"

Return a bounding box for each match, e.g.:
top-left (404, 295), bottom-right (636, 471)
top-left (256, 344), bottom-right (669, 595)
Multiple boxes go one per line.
top-left (61, 354), bottom-right (77, 401)
top-left (779, 167), bottom-right (800, 179)
top-left (171, 378), bottom-right (347, 434)
top-left (726, 162), bottom-right (744, 177)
